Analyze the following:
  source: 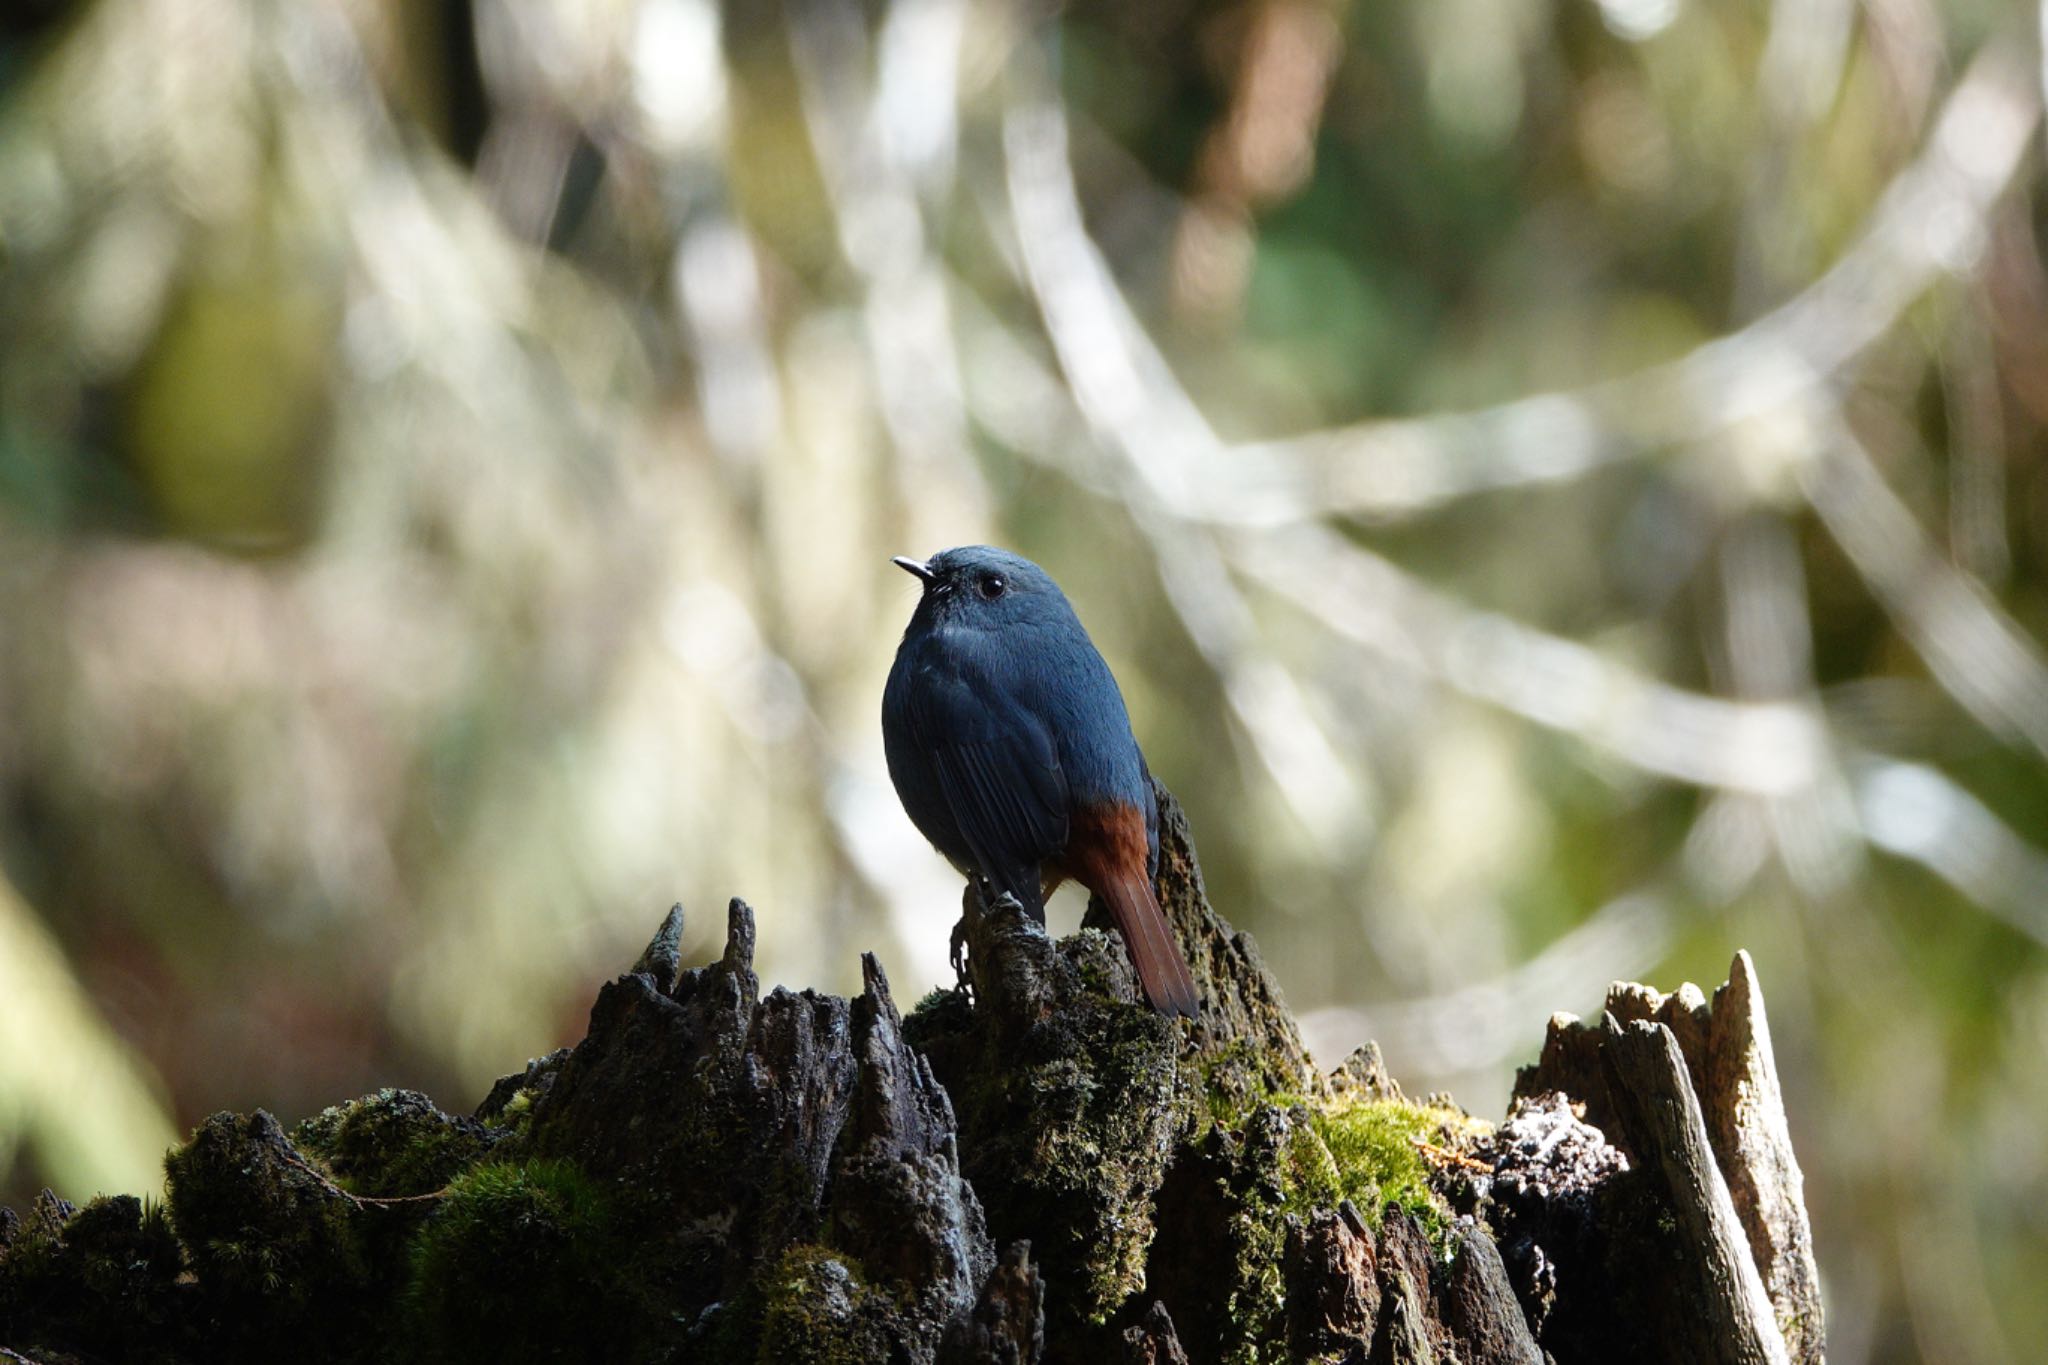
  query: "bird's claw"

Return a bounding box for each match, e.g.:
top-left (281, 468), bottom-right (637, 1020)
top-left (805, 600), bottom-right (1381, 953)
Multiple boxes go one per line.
top-left (949, 916), bottom-right (971, 988)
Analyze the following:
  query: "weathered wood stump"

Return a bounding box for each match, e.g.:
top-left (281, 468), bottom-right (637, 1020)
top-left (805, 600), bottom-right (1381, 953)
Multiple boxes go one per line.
top-left (0, 782), bottom-right (1822, 1363)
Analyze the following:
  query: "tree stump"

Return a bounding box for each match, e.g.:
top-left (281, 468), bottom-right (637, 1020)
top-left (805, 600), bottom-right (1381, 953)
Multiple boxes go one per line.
top-left (0, 782), bottom-right (1823, 1363)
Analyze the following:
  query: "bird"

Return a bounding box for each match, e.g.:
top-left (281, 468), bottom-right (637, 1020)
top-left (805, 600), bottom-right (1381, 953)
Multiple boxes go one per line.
top-left (881, 545), bottom-right (1201, 1017)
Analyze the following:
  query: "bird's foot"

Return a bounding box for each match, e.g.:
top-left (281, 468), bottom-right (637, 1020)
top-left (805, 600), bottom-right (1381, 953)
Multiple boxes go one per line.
top-left (949, 916), bottom-right (972, 995)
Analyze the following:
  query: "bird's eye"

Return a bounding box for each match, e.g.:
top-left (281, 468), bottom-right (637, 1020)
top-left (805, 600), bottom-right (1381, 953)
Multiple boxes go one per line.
top-left (978, 573), bottom-right (1007, 600)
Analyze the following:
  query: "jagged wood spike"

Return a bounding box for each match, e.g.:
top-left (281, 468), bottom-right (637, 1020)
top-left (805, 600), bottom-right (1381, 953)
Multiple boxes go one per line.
top-left (1440, 1225), bottom-right (1544, 1365)
top-left (1706, 951), bottom-right (1824, 1364)
top-left (631, 903), bottom-right (686, 993)
top-left (1600, 1014), bottom-right (1791, 1365)
top-left (723, 896), bottom-right (757, 971)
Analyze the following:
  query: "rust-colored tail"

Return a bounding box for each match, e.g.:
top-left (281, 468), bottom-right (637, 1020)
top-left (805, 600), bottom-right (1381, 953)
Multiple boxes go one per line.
top-left (1099, 872), bottom-right (1200, 1017)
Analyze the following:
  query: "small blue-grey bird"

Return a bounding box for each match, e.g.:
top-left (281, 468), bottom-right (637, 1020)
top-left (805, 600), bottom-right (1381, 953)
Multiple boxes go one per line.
top-left (881, 546), bottom-right (1201, 1016)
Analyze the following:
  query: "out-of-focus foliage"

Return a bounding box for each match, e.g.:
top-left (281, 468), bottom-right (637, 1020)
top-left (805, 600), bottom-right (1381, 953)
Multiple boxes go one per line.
top-left (0, 0), bottom-right (2044, 1359)
top-left (0, 864), bottom-right (177, 1197)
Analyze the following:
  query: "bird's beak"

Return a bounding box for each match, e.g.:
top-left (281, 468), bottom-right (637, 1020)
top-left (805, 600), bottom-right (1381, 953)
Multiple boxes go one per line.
top-left (892, 556), bottom-right (936, 583)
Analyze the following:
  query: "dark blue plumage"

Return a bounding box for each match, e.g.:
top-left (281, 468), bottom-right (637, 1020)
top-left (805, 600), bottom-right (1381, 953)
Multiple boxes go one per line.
top-left (882, 546), bottom-right (1200, 1016)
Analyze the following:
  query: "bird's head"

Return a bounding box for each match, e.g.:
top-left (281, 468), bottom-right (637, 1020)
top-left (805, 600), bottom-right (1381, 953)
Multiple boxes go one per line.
top-left (892, 545), bottom-right (1068, 629)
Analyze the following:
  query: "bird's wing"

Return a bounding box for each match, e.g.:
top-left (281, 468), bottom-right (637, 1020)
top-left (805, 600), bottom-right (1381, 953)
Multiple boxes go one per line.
top-left (909, 666), bottom-right (1068, 911)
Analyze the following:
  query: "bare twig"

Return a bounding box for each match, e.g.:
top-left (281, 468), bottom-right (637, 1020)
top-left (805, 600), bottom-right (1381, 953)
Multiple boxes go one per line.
top-left (279, 1145), bottom-right (447, 1210)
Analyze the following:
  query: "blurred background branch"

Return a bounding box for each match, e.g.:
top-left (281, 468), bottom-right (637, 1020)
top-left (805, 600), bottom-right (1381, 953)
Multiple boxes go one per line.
top-left (3, 1), bottom-right (2046, 1360)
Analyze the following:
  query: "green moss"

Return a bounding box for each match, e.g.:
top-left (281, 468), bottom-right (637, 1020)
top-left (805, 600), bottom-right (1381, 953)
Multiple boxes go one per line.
top-left (753, 1244), bottom-right (898, 1365)
top-left (1230, 1107), bottom-right (1318, 1364)
top-left (55, 1194), bottom-right (182, 1313)
top-left (1307, 1097), bottom-right (1457, 1238)
top-left (1069, 929), bottom-right (1130, 997)
top-left (407, 1159), bottom-right (646, 1362)
top-left (1279, 1108), bottom-right (1346, 1212)
top-left (901, 984), bottom-right (963, 1049)
top-left (0, 1193), bottom-right (186, 1361)
top-left (0, 1192), bottom-right (70, 1292)
top-left (500, 1089), bottom-right (536, 1122)
top-left (1016, 998), bottom-right (1190, 1320)
top-left (1195, 1037), bottom-right (1279, 1133)
top-left (294, 1089), bottom-right (495, 1199)
top-left (1168, 1093), bottom-right (1474, 1364)
top-left (165, 1112), bottom-right (372, 1320)
top-left (473, 1048), bottom-right (570, 1138)
top-left (1202, 1058), bottom-right (1469, 1246)
top-left (909, 987), bottom-right (956, 1018)
top-left (160, 1109), bottom-right (477, 1358)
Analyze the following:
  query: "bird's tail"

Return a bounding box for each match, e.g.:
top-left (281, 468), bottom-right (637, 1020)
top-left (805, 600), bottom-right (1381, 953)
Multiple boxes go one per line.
top-left (1099, 872), bottom-right (1201, 1018)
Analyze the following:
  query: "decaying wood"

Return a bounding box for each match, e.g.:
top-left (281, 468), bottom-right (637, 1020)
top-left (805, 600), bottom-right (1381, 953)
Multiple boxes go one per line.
top-left (1601, 1016), bottom-right (1788, 1365)
top-left (1514, 950), bottom-right (1824, 1361)
top-left (1121, 1301), bottom-right (1193, 1365)
top-left (1706, 953), bottom-right (1826, 1364)
top-left (0, 781), bottom-right (1824, 1364)
top-left (1438, 1226), bottom-right (1543, 1365)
